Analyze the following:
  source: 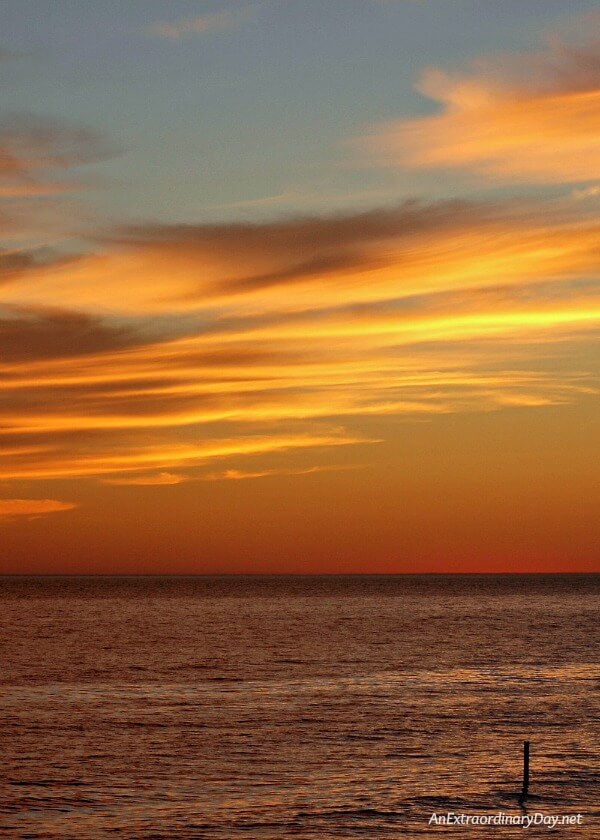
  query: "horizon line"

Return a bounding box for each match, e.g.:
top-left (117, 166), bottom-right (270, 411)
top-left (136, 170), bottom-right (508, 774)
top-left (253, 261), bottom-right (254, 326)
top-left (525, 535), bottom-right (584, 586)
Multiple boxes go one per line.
top-left (1, 571), bottom-right (598, 578)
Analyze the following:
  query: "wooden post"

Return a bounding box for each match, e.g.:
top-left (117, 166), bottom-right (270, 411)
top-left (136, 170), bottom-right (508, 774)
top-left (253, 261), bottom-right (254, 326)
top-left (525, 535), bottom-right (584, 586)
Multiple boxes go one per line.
top-left (522, 740), bottom-right (530, 798)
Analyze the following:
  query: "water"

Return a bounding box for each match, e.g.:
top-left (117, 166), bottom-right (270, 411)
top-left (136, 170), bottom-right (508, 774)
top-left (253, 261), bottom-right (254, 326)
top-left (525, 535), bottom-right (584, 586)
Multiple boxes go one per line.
top-left (1, 575), bottom-right (598, 838)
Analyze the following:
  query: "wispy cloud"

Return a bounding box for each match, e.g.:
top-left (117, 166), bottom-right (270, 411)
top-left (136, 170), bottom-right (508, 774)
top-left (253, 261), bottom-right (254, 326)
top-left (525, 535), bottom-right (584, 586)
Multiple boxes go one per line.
top-left (0, 498), bottom-right (76, 520)
top-left (101, 472), bottom-right (186, 486)
top-left (101, 464), bottom-right (364, 485)
top-left (149, 8), bottom-right (251, 40)
top-left (0, 113), bottom-right (118, 199)
top-left (201, 464), bottom-right (366, 481)
top-left (1, 21), bottom-right (598, 492)
top-left (0, 112), bottom-right (121, 251)
top-left (6, 197), bottom-right (597, 315)
top-left (0, 303), bottom-right (138, 361)
top-left (362, 28), bottom-right (600, 184)
top-left (0, 192), bottom-right (597, 484)
top-left (0, 433), bottom-right (375, 481)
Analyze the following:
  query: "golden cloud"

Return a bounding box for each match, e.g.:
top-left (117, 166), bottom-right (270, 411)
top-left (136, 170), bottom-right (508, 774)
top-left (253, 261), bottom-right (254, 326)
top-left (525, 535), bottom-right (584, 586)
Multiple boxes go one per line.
top-left (0, 498), bottom-right (76, 520)
top-left (101, 472), bottom-right (187, 486)
top-left (199, 464), bottom-right (365, 482)
top-left (3, 200), bottom-right (598, 315)
top-left (0, 191), bottom-right (598, 485)
top-left (0, 433), bottom-right (376, 481)
top-left (364, 32), bottom-right (600, 184)
top-left (4, 15), bottom-right (600, 500)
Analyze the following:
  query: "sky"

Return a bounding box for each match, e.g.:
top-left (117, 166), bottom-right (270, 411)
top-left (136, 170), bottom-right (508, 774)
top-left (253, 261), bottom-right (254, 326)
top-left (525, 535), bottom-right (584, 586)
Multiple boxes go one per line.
top-left (0, 0), bottom-right (598, 574)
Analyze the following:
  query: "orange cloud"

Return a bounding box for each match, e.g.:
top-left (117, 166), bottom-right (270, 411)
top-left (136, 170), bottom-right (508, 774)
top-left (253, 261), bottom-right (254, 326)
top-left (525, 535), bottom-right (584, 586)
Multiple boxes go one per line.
top-left (200, 464), bottom-right (365, 481)
top-left (1, 201), bottom-right (598, 484)
top-left (0, 433), bottom-right (376, 481)
top-left (364, 31), bottom-right (600, 183)
top-left (0, 498), bottom-right (76, 520)
top-left (101, 472), bottom-right (186, 486)
top-left (4, 200), bottom-right (598, 315)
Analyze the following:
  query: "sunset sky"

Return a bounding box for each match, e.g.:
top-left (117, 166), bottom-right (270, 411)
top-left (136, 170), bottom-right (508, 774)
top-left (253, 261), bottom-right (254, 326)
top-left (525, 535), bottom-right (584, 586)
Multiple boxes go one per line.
top-left (1, 0), bottom-right (598, 573)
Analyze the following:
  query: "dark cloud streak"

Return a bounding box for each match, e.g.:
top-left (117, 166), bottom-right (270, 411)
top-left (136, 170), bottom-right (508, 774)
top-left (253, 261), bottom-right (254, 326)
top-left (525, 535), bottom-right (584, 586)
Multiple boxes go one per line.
top-left (0, 305), bottom-right (140, 362)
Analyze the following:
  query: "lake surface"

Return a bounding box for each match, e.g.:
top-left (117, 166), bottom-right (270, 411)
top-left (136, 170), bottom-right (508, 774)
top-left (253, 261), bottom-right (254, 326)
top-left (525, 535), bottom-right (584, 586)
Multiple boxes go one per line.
top-left (1, 575), bottom-right (598, 838)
